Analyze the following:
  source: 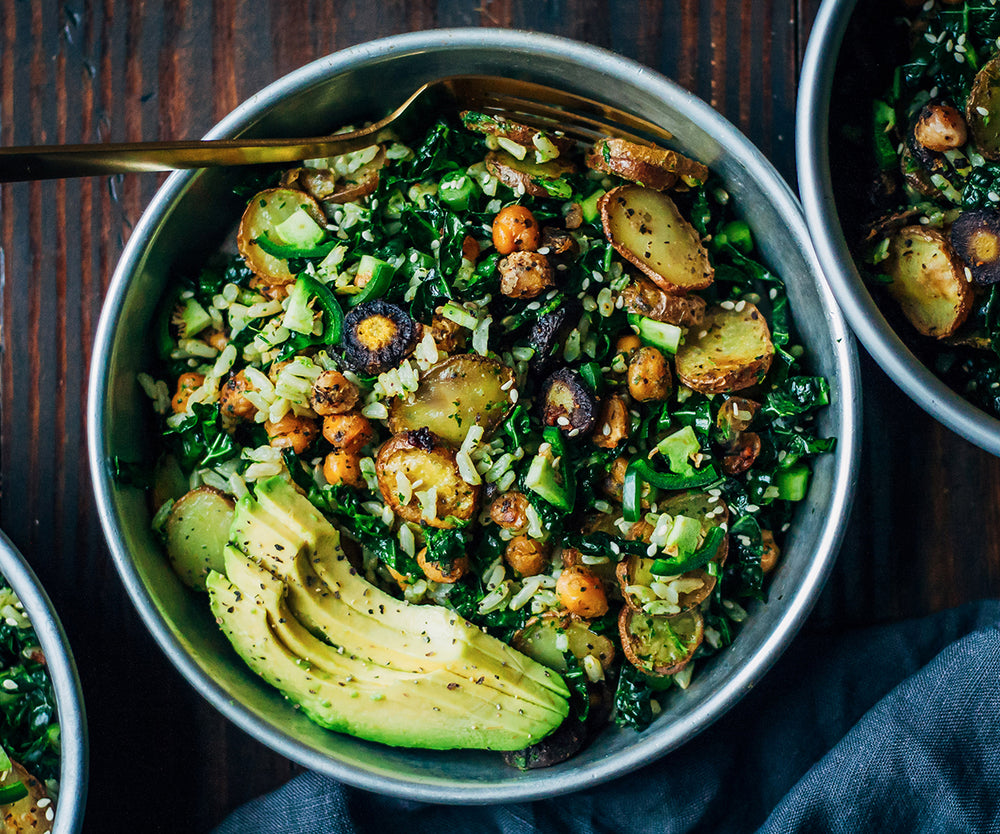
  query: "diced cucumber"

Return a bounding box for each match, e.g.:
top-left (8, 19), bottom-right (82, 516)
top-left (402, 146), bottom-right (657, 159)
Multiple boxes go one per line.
top-left (775, 463), bottom-right (810, 502)
top-left (282, 277), bottom-right (318, 335)
top-left (655, 426), bottom-right (700, 477)
top-left (628, 313), bottom-right (683, 354)
top-left (176, 297), bottom-right (212, 339)
top-left (274, 207), bottom-right (326, 249)
top-left (580, 189), bottom-right (605, 223)
top-left (665, 514), bottom-right (702, 558)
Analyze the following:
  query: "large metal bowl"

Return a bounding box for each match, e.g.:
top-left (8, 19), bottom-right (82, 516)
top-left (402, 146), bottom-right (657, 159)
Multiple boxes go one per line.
top-left (797, 0), bottom-right (1000, 455)
top-left (88, 29), bottom-right (860, 802)
top-left (0, 531), bottom-right (88, 833)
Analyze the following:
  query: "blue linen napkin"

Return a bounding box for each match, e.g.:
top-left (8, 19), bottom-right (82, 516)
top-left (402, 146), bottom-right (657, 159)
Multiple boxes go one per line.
top-left (212, 601), bottom-right (1000, 834)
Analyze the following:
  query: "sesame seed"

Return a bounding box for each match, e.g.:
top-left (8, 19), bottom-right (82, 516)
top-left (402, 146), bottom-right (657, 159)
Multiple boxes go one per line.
top-left (2, 679), bottom-right (17, 691)
top-left (646, 544), bottom-right (657, 557)
top-left (955, 52), bottom-right (965, 63)
top-left (735, 300), bottom-right (746, 312)
top-left (720, 300), bottom-right (736, 310)
top-left (745, 504), bottom-right (760, 513)
top-left (510, 389), bottom-right (519, 404)
top-left (979, 106), bottom-right (991, 117)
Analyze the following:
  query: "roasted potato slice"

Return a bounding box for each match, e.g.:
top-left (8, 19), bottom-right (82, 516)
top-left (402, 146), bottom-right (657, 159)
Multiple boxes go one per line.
top-left (388, 354), bottom-right (516, 447)
top-left (164, 486), bottom-right (235, 590)
top-left (237, 188), bottom-right (327, 284)
top-left (616, 491), bottom-right (729, 614)
top-left (375, 429), bottom-right (479, 528)
top-left (622, 276), bottom-right (706, 327)
top-left (512, 613), bottom-right (616, 673)
top-left (326, 146), bottom-right (386, 205)
top-left (967, 53), bottom-right (1000, 160)
top-left (2, 760), bottom-right (54, 833)
top-left (674, 302), bottom-right (774, 394)
top-left (619, 607), bottom-right (704, 677)
top-left (486, 150), bottom-right (576, 198)
top-left (600, 185), bottom-right (714, 294)
top-left (881, 226), bottom-right (973, 338)
top-left (461, 111), bottom-right (574, 158)
top-left (586, 137), bottom-right (708, 189)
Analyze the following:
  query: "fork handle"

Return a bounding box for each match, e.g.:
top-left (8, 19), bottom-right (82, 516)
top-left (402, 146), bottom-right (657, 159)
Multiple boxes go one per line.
top-left (0, 132), bottom-right (380, 182)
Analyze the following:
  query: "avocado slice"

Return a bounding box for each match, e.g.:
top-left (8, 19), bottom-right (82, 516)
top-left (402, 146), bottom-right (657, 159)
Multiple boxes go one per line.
top-left (207, 570), bottom-right (561, 750)
top-left (222, 547), bottom-right (567, 728)
top-left (243, 478), bottom-right (569, 702)
top-left (219, 477), bottom-right (571, 747)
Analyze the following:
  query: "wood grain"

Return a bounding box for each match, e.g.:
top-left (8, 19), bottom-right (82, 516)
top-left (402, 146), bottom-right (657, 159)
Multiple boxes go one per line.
top-left (1, 1), bottom-right (998, 829)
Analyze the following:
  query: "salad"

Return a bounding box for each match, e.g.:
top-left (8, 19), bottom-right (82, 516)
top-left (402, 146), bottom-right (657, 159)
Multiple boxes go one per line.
top-left (0, 580), bottom-right (59, 832)
top-left (139, 107), bottom-right (833, 764)
top-left (863, 0), bottom-right (1000, 416)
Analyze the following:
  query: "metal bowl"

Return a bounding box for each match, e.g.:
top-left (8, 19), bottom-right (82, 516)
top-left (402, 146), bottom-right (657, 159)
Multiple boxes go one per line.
top-left (88, 29), bottom-right (860, 802)
top-left (797, 0), bottom-right (1000, 454)
top-left (0, 531), bottom-right (88, 833)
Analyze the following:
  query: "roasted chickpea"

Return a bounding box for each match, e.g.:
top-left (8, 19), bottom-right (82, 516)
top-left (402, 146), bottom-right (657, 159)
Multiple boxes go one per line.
top-left (592, 394), bottom-right (630, 450)
top-left (601, 456), bottom-right (630, 500)
top-left (265, 413), bottom-right (320, 455)
top-left (556, 566), bottom-right (608, 618)
top-left (504, 536), bottom-right (550, 578)
top-left (498, 251), bottom-right (554, 299)
top-left (564, 202), bottom-right (584, 230)
top-left (489, 491), bottom-right (531, 533)
top-left (219, 370), bottom-right (257, 422)
top-left (626, 520), bottom-right (654, 543)
top-left (430, 312), bottom-right (465, 354)
top-left (310, 370), bottom-right (359, 416)
top-left (914, 104), bottom-right (968, 153)
top-left (615, 333), bottom-right (642, 358)
top-left (760, 528), bottom-right (780, 574)
top-left (205, 330), bottom-right (229, 351)
top-left (492, 205), bottom-right (541, 254)
top-left (417, 546), bottom-right (469, 584)
top-left (323, 450), bottom-right (364, 488)
top-left (462, 235), bottom-right (481, 262)
top-left (249, 274), bottom-right (289, 300)
top-left (171, 372), bottom-right (205, 415)
top-left (322, 413), bottom-right (375, 453)
top-left (627, 346), bottom-right (672, 402)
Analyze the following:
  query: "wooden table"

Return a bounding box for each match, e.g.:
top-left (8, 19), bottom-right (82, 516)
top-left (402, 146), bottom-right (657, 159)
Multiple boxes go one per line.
top-left (2, 1), bottom-right (999, 829)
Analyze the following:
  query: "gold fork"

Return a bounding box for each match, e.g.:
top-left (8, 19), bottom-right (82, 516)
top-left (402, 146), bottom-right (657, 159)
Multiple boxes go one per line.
top-left (0, 75), bottom-right (674, 183)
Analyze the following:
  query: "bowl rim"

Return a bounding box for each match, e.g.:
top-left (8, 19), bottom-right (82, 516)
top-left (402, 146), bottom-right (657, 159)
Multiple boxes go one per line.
top-left (0, 530), bottom-right (89, 833)
top-left (796, 0), bottom-right (1000, 456)
top-left (88, 27), bottom-right (861, 803)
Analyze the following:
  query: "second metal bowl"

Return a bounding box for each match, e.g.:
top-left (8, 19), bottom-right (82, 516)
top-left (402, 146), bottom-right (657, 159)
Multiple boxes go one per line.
top-left (797, 0), bottom-right (1000, 455)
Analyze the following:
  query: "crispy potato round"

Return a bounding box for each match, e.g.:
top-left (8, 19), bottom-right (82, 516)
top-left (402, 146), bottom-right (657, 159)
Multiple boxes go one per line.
top-left (967, 54), bottom-right (1000, 160)
top-left (512, 613), bottom-right (616, 673)
top-left (882, 226), bottom-right (973, 338)
top-left (460, 111), bottom-right (575, 156)
top-left (600, 185), bottom-right (714, 294)
top-left (616, 491), bottom-right (729, 614)
top-left (375, 429), bottom-right (479, 528)
top-left (2, 760), bottom-right (53, 834)
top-left (586, 137), bottom-right (709, 189)
top-left (619, 607), bottom-right (704, 677)
top-left (486, 150), bottom-right (576, 199)
top-left (388, 354), bottom-right (515, 447)
top-left (674, 302), bottom-right (774, 394)
top-left (622, 276), bottom-right (707, 327)
top-left (237, 188), bottom-right (327, 285)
